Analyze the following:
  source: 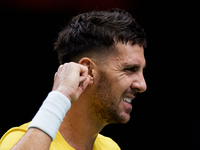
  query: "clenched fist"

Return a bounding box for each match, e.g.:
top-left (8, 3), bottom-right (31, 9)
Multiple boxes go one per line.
top-left (52, 62), bottom-right (90, 103)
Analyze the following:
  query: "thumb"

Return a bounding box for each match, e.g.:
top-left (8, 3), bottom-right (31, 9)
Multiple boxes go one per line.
top-left (79, 76), bottom-right (91, 91)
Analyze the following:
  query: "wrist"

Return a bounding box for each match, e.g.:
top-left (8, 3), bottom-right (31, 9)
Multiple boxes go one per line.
top-left (53, 89), bottom-right (72, 103)
top-left (28, 91), bottom-right (71, 140)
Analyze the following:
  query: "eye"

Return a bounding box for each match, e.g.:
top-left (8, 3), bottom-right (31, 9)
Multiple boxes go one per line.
top-left (124, 67), bottom-right (137, 73)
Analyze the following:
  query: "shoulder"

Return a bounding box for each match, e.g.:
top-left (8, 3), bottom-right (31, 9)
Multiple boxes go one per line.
top-left (94, 134), bottom-right (121, 150)
top-left (0, 122), bottom-right (30, 150)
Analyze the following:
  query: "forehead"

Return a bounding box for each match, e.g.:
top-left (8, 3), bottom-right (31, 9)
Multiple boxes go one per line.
top-left (110, 42), bottom-right (146, 67)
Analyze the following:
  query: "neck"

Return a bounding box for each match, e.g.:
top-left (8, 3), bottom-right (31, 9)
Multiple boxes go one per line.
top-left (59, 96), bottom-right (106, 150)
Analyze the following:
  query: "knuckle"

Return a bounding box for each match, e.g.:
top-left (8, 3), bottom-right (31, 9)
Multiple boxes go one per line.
top-left (54, 72), bottom-right (58, 77)
top-left (63, 63), bottom-right (69, 67)
top-left (59, 64), bottom-right (64, 69)
top-left (69, 62), bottom-right (77, 67)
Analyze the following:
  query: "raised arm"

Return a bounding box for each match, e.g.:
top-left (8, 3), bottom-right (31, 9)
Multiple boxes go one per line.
top-left (11, 62), bottom-right (90, 150)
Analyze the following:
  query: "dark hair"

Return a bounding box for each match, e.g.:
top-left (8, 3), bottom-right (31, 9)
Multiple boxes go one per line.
top-left (54, 8), bottom-right (146, 64)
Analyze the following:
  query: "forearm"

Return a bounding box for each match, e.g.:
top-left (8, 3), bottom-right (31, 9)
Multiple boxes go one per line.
top-left (11, 128), bottom-right (51, 150)
top-left (10, 63), bottom-right (89, 149)
top-left (11, 91), bottom-right (71, 149)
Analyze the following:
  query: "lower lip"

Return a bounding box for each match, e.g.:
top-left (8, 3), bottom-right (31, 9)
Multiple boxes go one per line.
top-left (123, 100), bottom-right (133, 109)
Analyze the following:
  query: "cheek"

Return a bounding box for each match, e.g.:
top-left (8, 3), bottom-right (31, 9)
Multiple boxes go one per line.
top-left (111, 76), bottom-right (132, 97)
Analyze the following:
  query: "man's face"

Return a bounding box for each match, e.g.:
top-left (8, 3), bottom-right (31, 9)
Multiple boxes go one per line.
top-left (91, 42), bottom-right (147, 124)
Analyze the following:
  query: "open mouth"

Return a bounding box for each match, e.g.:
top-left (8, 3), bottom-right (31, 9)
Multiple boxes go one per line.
top-left (123, 97), bottom-right (133, 104)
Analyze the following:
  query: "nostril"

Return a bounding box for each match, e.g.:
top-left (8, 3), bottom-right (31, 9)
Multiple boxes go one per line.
top-left (135, 88), bottom-right (141, 92)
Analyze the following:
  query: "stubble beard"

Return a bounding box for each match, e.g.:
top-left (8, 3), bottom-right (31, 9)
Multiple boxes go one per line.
top-left (90, 71), bottom-right (129, 125)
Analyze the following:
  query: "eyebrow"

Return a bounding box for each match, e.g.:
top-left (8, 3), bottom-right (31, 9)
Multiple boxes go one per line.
top-left (123, 63), bottom-right (147, 70)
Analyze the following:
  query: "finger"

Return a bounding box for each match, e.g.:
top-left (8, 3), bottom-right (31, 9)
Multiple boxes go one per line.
top-left (54, 72), bottom-right (58, 80)
top-left (56, 64), bottom-right (64, 75)
top-left (79, 65), bottom-right (88, 83)
top-left (79, 76), bottom-right (90, 92)
top-left (58, 64), bottom-right (64, 70)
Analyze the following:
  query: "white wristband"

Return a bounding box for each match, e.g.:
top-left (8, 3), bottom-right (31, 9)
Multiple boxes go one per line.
top-left (28, 91), bottom-right (71, 140)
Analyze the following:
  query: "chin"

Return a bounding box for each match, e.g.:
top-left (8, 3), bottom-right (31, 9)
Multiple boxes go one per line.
top-left (120, 113), bottom-right (131, 124)
top-left (110, 112), bottom-right (131, 124)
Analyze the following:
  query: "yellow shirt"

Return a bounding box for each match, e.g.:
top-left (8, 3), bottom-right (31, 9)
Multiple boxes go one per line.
top-left (0, 122), bottom-right (120, 150)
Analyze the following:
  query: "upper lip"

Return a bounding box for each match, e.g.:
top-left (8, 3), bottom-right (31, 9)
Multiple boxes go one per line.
top-left (125, 93), bottom-right (136, 99)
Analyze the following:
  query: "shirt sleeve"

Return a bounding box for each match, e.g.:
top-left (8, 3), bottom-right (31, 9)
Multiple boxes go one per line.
top-left (0, 127), bottom-right (26, 150)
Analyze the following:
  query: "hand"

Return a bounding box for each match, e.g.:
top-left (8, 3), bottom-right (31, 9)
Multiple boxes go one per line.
top-left (52, 62), bottom-right (90, 103)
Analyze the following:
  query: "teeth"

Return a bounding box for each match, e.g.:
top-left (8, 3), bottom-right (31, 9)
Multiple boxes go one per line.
top-left (123, 97), bottom-right (132, 103)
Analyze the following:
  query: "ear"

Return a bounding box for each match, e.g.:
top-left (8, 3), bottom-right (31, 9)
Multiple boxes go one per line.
top-left (78, 57), bottom-right (95, 84)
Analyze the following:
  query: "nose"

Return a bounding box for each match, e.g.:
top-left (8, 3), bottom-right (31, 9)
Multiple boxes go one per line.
top-left (131, 74), bottom-right (147, 93)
